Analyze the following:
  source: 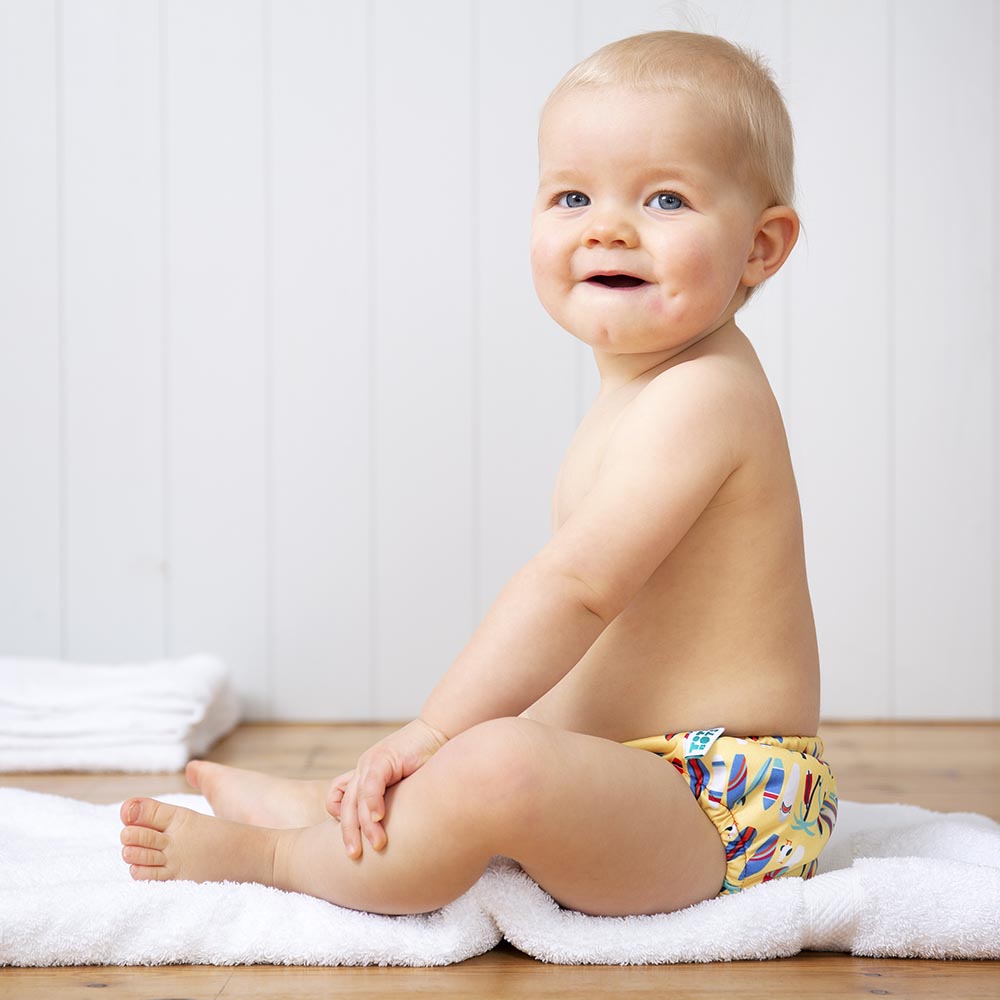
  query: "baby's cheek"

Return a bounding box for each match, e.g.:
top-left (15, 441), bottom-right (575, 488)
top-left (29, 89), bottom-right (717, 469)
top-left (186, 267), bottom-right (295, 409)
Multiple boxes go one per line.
top-left (528, 242), bottom-right (545, 277)
top-left (679, 243), bottom-right (739, 308)
top-left (528, 249), bottom-right (565, 327)
top-left (529, 240), bottom-right (568, 300)
top-left (651, 257), bottom-right (726, 324)
top-left (529, 236), bottom-right (558, 276)
top-left (683, 240), bottom-right (724, 283)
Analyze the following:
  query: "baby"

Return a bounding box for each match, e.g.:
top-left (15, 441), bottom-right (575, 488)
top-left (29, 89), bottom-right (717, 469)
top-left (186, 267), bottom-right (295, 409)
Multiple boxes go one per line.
top-left (120, 30), bottom-right (838, 917)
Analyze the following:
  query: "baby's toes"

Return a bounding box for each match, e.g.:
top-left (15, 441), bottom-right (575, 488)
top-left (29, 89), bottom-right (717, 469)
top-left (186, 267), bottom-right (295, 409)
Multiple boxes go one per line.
top-left (120, 796), bottom-right (178, 833)
top-left (120, 822), bottom-right (168, 852)
top-left (121, 843), bottom-right (164, 867)
top-left (127, 861), bottom-right (171, 882)
top-left (118, 798), bottom-right (188, 881)
top-left (120, 819), bottom-right (170, 875)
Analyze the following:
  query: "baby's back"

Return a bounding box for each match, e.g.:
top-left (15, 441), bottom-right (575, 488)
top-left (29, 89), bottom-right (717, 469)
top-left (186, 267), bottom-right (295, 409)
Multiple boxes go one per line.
top-left (522, 324), bottom-right (821, 741)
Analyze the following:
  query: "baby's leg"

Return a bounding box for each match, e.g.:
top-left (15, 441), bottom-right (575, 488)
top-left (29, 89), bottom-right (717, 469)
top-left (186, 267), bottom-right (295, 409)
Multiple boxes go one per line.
top-left (122, 717), bottom-right (725, 917)
top-left (185, 760), bottom-right (329, 828)
top-left (465, 718), bottom-right (726, 916)
top-left (122, 740), bottom-right (507, 913)
top-left (122, 726), bottom-right (521, 912)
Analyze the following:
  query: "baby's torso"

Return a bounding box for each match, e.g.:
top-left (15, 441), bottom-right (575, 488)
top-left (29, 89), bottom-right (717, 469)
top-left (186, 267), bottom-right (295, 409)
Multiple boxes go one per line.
top-left (521, 330), bottom-right (821, 741)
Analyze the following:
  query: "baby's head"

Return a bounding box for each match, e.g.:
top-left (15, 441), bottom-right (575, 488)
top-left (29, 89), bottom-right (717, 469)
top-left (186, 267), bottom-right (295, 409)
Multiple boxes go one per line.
top-left (542, 30), bottom-right (795, 231)
top-left (531, 31), bottom-right (799, 355)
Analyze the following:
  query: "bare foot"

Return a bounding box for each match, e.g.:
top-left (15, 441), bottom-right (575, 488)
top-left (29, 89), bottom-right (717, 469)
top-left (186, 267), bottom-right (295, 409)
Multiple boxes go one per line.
top-left (120, 797), bottom-right (280, 885)
top-left (185, 760), bottom-right (330, 828)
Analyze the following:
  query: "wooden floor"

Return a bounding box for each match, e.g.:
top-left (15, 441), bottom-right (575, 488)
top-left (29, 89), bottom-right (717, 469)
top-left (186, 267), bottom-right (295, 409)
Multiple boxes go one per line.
top-left (2, 721), bottom-right (999, 998)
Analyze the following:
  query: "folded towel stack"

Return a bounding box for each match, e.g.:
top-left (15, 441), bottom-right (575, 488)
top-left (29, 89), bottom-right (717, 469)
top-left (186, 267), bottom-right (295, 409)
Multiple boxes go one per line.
top-left (0, 653), bottom-right (241, 772)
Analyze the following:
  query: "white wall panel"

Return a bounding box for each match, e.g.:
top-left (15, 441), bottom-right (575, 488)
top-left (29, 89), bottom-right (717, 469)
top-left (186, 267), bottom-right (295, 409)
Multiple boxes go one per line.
top-left (0, 0), bottom-right (997, 720)
top-left (0, 0), bottom-right (61, 655)
top-left (62, 0), bottom-right (165, 659)
top-left (165, 0), bottom-right (270, 715)
top-left (269, 0), bottom-right (372, 719)
top-left (892, 0), bottom-right (996, 717)
top-left (475, 0), bottom-right (578, 621)
top-left (370, 0), bottom-right (475, 717)
top-left (786, 2), bottom-right (893, 718)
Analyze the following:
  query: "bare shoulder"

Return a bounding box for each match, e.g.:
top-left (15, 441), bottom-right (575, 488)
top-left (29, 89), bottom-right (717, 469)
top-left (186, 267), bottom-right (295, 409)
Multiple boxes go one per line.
top-left (615, 337), bottom-right (776, 466)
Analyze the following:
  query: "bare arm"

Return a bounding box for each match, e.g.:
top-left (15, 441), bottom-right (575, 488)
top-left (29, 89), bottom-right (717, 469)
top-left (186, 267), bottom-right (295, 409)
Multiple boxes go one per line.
top-left (334, 363), bottom-right (743, 857)
top-left (420, 363), bottom-right (742, 739)
top-left (420, 560), bottom-right (609, 738)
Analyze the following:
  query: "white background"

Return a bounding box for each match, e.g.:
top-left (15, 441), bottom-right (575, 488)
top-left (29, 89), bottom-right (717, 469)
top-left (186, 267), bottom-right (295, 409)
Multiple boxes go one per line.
top-left (1, 0), bottom-right (997, 721)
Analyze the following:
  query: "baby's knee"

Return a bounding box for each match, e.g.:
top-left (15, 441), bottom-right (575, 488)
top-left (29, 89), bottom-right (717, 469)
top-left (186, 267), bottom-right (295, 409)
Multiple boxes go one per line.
top-left (437, 717), bottom-right (551, 819)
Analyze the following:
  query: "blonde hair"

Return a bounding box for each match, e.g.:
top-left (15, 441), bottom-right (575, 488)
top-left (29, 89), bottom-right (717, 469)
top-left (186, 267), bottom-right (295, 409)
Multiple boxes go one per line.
top-left (543, 30), bottom-right (795, 213)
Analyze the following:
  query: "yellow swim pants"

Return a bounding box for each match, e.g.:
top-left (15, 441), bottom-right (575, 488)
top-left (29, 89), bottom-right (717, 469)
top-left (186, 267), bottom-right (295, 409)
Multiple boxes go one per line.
top-left (623, 730), bottom-right (839, 895)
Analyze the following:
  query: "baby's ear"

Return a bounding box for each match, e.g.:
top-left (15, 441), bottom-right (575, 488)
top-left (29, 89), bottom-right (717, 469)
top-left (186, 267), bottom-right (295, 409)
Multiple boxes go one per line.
top-left (741, 206), bottom-right (799, 287)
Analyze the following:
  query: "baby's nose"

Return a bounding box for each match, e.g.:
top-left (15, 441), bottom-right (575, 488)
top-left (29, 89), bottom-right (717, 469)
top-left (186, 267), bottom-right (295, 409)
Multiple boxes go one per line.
top-left (582, 213), bottom-right (638, 249)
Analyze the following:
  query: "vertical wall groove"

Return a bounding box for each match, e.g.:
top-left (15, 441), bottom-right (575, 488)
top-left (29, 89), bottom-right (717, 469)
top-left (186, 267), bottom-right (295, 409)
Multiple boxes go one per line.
top-left (886, 0), bottom-right (897, 716)
top-left (367, 0), bottom-right (378, 718)
top-left (470, 2), bottom-right (481, 628)
top-left (160, 0), bottom-right (172, 657)
top-left (55, 0), bottom-right (67, 660)
top-left (262, 0), bottom-right (275, 709)
top-left (994, 0), bottom-right (1000, 716)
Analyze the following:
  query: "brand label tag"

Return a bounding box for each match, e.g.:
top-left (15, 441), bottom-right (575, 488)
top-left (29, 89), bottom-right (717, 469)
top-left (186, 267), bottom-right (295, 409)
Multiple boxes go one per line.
top-left (682, 727), bottom-right (726, 759)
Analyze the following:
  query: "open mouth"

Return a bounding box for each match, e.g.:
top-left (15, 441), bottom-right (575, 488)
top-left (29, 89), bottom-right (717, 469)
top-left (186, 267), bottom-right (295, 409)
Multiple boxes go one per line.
top-left (585, 274), bottom-right (648, 288)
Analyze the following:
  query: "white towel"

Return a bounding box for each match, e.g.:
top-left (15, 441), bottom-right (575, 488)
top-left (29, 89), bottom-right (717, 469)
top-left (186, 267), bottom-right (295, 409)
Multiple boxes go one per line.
top-left (0, 789), bottom-right (996, 966)
top-left (0, 654), bottom-right (240, 772)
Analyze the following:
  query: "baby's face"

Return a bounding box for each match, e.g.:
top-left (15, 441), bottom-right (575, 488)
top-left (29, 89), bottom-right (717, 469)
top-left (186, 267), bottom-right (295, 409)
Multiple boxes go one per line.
top-left (531, 86), bottom-right (763, 357)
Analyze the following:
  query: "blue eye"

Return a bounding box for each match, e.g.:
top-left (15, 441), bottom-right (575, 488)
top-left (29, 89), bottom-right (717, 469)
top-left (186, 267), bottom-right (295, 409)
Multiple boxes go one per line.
top-left (558, 191), bottom-right (590, 208)
top-left (648, 192), bottom-right (685, 211)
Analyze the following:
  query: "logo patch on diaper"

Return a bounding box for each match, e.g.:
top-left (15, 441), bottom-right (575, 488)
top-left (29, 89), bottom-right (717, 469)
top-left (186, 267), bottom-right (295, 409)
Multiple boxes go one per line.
top-left (682, 727), bottom-right (726, 759)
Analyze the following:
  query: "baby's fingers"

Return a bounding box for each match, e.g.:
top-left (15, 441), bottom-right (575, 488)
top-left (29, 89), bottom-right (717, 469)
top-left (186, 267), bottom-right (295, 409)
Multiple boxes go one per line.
top-left (339, 780), bottom-right (363, 859)
top-left (326, 770), bottom-right (354, 818)
top-left (361, 791), bottom-right (387, 852)
top-left (357, 764), bottom-right (393, 851)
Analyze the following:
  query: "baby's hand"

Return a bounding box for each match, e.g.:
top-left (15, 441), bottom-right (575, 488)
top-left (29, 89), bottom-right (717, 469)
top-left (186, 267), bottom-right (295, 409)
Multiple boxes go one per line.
top-left (326, 718), bottom-right (449, 859)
